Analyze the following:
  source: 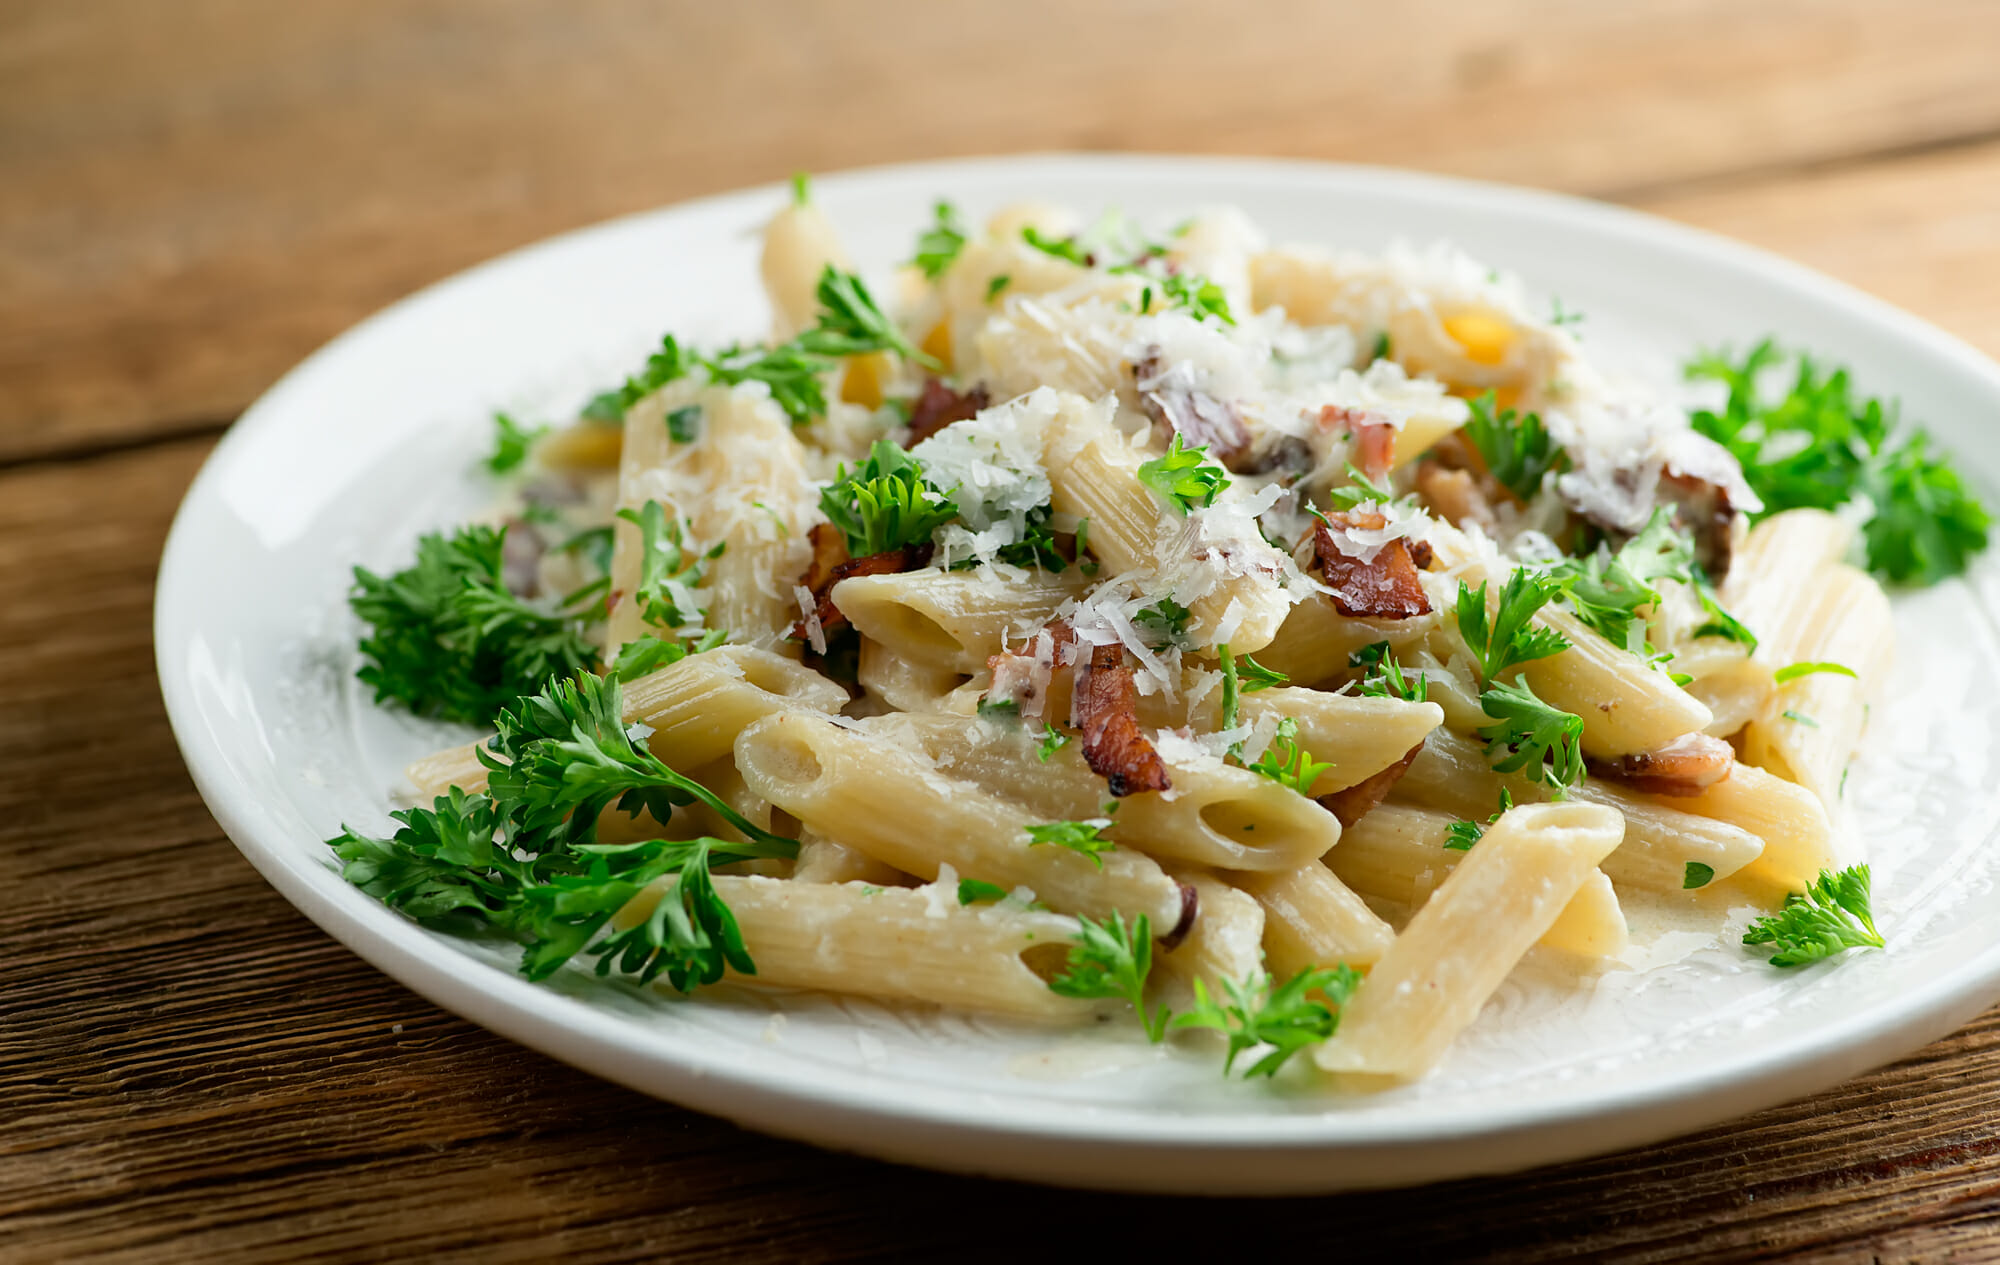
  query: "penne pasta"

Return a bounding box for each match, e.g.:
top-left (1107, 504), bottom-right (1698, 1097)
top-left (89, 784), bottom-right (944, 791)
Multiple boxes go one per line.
top-left (1228, 861), bottom-right (1395, 974)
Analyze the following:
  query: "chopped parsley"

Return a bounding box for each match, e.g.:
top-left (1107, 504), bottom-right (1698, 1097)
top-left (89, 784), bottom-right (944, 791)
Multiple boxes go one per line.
top-left (1137, 434), bottom-right (1230, 513)
top-left (1173, 964), bottom-right (1362, 1078)
top-left (665, 405), bottom-right (702, 444)
top-left (986, 273), bottom-right (1011, 302)
top-left (1444, 788), bottom-right (1513, 852)
top-left (1324, 464), bottom-right (1401, 512)
top-left (1742, 865), bottom-right (1884, 966)
top-left (1134, 596), bottom-right (1193, 648)
top-left (1350, 641), bottom-right (1429, 702)
top-left (1781, 708), bottom-right (1820, 728)
top-left (1024, 818), bottom-right (1116, 868)
top-left (607, 629), bottom-right (728, 682)
top-left (1774, 661), bottom-right (1857, 685)
top-left (911, 200), bottom-right (967, 279)
top-left (1684, 861), bottom-right (1716, 890)
top-left (1687, 341), bottom-right (1990, 585)
top-left (1454, 570), bottom-right (1569, 680)
top-left (1247, 717), bottom-right (1334, 795)
top-left (484, 412), bottom-right (546, 474)
top-left (1463, 391), bottom-right (1566, 501)
top-left (1476, 677), bottom-right (1586, 793)
top-left (957, 878), bottom-right (1009, 906)
top-left (349, 525), bottom-right (601, 725)
top-left (1047, 911), bottom-right (1170, 1041)
top-left (1036, 722), bottom-right (1072, 762)
top-left (1218, 644), bottom-right (1288, 734)
top-left (614, 500), bottom-right (717, 629)
top-left (590, 334), bottom-right (693, 422)
top-left (819, 440), bottom-right (958, 556)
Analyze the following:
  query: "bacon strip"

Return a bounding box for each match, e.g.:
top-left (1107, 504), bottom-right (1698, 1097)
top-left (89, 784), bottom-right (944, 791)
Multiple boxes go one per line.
top-left (1310, 514), bottom-right (1432, 620)
top-left (1318, 404), bottom-right (1395, 481)
top-left (789, 523), bottom-right (932, 642)
top-left (1591, 732), bottom-right (1736, 798)
top-left (1076, 642), bottom-right (1172, 797)
top-left (1318, 742), bottom-right (1424, 828)
top-left (904, 378), bottom-right (989, 446)
top-left (1134, 350), bottom-right (1251, 464)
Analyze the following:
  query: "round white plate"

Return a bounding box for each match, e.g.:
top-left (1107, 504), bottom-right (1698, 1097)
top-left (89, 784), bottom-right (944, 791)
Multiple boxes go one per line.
top-left (157, 154), bottom-right (2000, 1195)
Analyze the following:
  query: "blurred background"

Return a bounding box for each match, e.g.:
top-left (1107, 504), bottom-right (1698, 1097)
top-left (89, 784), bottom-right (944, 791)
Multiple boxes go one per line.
top-left (7, 0), bottom-right (2000, 466)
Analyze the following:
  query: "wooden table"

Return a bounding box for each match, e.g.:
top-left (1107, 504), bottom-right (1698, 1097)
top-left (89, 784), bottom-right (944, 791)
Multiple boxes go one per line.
top-left (7, 2), bottom-right (2000, 1258)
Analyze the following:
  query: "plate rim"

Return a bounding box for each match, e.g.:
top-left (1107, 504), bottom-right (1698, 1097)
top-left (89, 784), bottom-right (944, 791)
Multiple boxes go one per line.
top-left (154, 150), bottom-right (2000, 1193)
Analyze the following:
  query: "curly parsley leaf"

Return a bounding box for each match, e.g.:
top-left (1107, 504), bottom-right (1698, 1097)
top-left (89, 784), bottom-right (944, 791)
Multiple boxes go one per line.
top-left (1684, 861), bottom-right (1716, 890)
top-left (1455, 570), bottom-right (1569, 680)
top-left (819, 440), bottom-right (959, 556)
top-left (1037, 722), bottom-right (1072, 763)
top-left (1048, 911), bottom-right (1170, 1041)
top-left (1024, 818), bottom-right (1116, 868)
top-left (1324, 464), bottom-right (1401, 512)
top-left (484, 412), bottom-right (547, 474)
top-left (1444, 788), bottom-right (1514, 852)
top-left (1138, 433), bottom-right (1231, 514)
top-left (350, 526), bottom-right (600, 725)
top-left (1464, 392), bottom-right (1566, 501)
top-left (1247, 717), bottom-right (1333, 795)
top-left (1476, 677), bottom-right (1586, 793)
top-left (1349, 640), bottom-right (1430, 702)
top-left (1774, 660), bottom-right (1857, 685)
top-left (591, 335), bottom-right (694, 423)
top-left (912, 200), bottom-right (967, 280)
top-left (1688, 341), bottom-right (1990, 585)
top-left (1742, 865), bottom-right (1883, 966)
top-left (958, 877), bottom-right (1009, 905)
top-left (615, 500), bottom-right (716, 629)
top-left (607, 629), bottom-right (728, 682)
top-left (1172, 964), bottom-right (1361, 1078)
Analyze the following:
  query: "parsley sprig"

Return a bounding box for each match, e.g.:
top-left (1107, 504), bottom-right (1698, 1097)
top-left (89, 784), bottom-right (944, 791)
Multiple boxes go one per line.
top-left (1688, 341), bottom-right (1990, 585)
top-left (1349, 641), bottom-right (1429, 701)
top-left (1218, 644), bottom-right (1288, 734)
top-left (1247, 717), bottom-right (1334, 795)
top-left (615, 500), bottom-right (721, 630)
top-left (1444, 789), bottom-right (1514, 851)
top-left (1047, 912), bottom-right (1171, 1041)
top-left (484, 412), bottom-right (547, 474)
top-left (1476, 677), bottom-right (1585, 793)
top-left (350, 526), bottom-right (602, 725)
top-left (1742, 865), bottom-right (1884, 966)
top-left (1455, 570), bottom-right (1569, 680)
top-left (1138, 434), bottom-right (1231, 513)
top-left (819, 440), bottom-right (959, 556)
top-left (1024, 818), bottom-right (1116, 868)
top-left (330, 674), bottom-right (798, 989)
top-left (1463, 392), bottom-right (1566, 501)
top-left (911, 200), bottom-right (967, 279)
top-left (1173, 965), bottom-right (1362, 1078)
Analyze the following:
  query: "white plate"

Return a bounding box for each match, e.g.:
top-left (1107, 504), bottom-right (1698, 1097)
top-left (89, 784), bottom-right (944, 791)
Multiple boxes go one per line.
top-left (156, 154), bottom-right (2000, 1195)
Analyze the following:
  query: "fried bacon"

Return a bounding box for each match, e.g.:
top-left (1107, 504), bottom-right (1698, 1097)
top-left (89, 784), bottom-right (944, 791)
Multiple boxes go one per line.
top-left (789, 523), bottom-right (932, 642)
top-left (1591, 732), bottom-right (1736, 798)
top-left (1310, 513), bottom-right (1432, 620)
top-left (1076, 642), bottom-right (1172, 797)
top-left (1318, 404), bottom-right (1395, 481)
top-left (1134, 350), bottom-right (1251, 464)
top-left (1318, 742), bottom-right (1424, 828)
top-left (904, 378), bottom-right (989, 446)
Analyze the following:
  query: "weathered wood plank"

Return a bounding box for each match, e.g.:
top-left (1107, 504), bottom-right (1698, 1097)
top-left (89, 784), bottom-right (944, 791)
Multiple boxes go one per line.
top-left (3, 438), bottom-right (2000, 1262)
top-left (9, 0), bottom-right (2000, 460)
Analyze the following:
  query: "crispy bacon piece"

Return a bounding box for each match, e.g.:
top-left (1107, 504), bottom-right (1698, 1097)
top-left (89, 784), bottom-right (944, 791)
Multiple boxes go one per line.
top-left (904, 378), bottom-right (989, 446)
top-left (1318, 404), bottom-right (1395, 481)
top-left (1076, 642), bottom-right (1172, 797)
top-left (1318, 742), bottom-right (1424, 829)
top-left (1591, 732), bottom-right (1736, 798)
top-left (1134, 350), bottom-right (1251, 464)
top-left (789, 524), bottom-right (932, 642)
top-left (1310, 513), bottom-right (1432, 620)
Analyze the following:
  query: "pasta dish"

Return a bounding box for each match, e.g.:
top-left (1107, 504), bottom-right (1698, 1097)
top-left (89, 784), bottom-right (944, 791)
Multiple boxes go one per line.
top-left (329, 180), bottom-right (1988, 1086)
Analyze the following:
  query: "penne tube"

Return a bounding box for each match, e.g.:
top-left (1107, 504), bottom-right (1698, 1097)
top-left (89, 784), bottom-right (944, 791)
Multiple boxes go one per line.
top-left (733, 713), bottom-right (1189, 929)
top-left (866, 712), bottom-right (1341, 871)
top-left (1327, 804), bottom-right (1627, 959)
top-left (698, 876), bottom-right (1096, 1023)
top-left (1314, 802), bottom-right (1624, 1083)
top-left (1228, 862), bottom-right (1395, 974)
top-left (1674, 763), bottom-right (1835, 893)
top-left (1720, 509), bottom-right (1856, 659)
top-left (1249, 594), bottom-right (1437, 687)
top-left (792, 832), bottom-right (909, 886)
top-left (855, 637), bottom-right (968, 714)
top-left (834, 566), bottom-right (1090, 674)
top-left (1391, 728), bottom-right (1764, 891)
top-left (1741, 563), bottom-right (1894, 816)
top-left (403, 645), bottom-right (847, 799)
top-left (1040, 393), bottom-right (1294, 653)
top-left (1237, 688), bottom-right (1445, 796)
top-left (760, 191), bottom-right (851, 341)
top-left (1428, 521), bottom-right (1714, 755)
top-left (1156, 869), bottom-right (1267, 992)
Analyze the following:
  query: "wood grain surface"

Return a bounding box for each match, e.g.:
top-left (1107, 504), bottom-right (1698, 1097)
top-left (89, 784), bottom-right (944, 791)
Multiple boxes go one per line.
top-left (5, 3), bottom-right (2000, 1260)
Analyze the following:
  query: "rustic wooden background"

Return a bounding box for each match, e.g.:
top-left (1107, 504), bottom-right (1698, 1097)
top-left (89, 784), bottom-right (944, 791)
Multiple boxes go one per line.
top-left (7, 1), bottom-right (2000, 1259)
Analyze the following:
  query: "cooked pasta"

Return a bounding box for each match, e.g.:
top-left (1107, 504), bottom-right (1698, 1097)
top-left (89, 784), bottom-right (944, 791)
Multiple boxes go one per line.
top-left (331, 181), bottom-right (1980, 1092)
